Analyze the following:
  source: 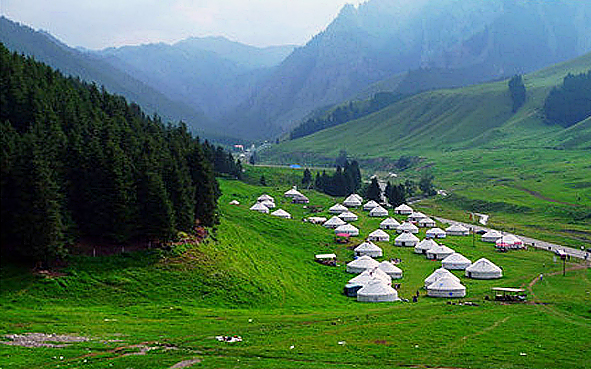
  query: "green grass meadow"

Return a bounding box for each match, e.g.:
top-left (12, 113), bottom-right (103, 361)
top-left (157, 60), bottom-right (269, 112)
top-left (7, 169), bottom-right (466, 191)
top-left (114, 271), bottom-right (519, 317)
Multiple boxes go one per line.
top-left (1, 178), bottom-right (590, 368)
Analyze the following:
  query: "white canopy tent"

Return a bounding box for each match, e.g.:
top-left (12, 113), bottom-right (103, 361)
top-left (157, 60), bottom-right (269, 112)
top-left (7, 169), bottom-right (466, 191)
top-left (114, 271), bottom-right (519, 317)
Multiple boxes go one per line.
top-left (396, 221), bottom-right (419, 234)
top-left (249, 202), bottom-right (269, 213)
top-left (270, 209), bottom-right (291, 219)
top-left (427, 277), bottom-right (466, 298)
top-left (354, 241), bottom-right (383, 258)
top-left (414, 238), bottom-right (439, 254)
top-left (380, 217), bottom-right (400, 230)
top-left (424, 267), bottom-right (461, 287)
top-left (323, 216), bottom-right (347, 228)
top-left (356, 279), bottom-right (400, 302)
top-left (335, 224), bottom-right (360, 236)
top-left (442, 253), bottom-right (472, 270)
top-left (465, 258), bottom-right (503, 279)
top-left (426, 245), bottom-right (455, 260)
top-left (367, 229), bottom-right (390, 242)
top-left (426, 227), bottom-right (446, 239)
top-left (394, 204), bottom-right (413, 215)
top-left (394, 232), bottom-right (420, 247)
top-left (446, 224), bottom-right (470, 236)
top-left (328, 203), bottom-right (348, 214)
top-left (346, 255), bottom-right (380, 274)
top-left (369, 206), bottom-right (389, 217)
top-left (378, 261), bottom-right (403, 279)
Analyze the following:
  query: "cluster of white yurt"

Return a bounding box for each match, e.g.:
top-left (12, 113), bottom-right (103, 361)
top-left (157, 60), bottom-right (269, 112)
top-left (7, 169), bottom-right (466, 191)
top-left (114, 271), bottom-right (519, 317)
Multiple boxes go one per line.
top-left (329, 203), bottom-right (348, 214)
top-left (380, 218), bottom-right (400, 230)
top-left (338, 211), bottom-right (358, 222)
top-left (354, 241), bottom-right (383, 258)
top-left (323, 216), bottom-right (346, 228)
top-left (394, 232), bottom-right (420, 247)
top-left (343, 194), bottom-right (362, 207)
top-left (250, 202), bottom-right (269, 213)
top-left (426, 245), bottom-right (455, 260)
top-left (424, 268), bottom-right (460, 287)
top-left (346, 255), bottom-right (380, 273)
top-left (418, 218), bottom-right (436, 228)
top-left (357, 279), bottom-right (400, 302)
top-left (407, 211), bottom-right (428, 222)
top-left (369, 206), bottom-right (389, 217)
top-left (414, 238), bottom-right (438, 254)
top-left (446, 224), bottom-right (470, 236)
top-left (441, 253), bottom-right (472, 270)
top-left (378, 261), bottom-right (403, 279)
top-left (367, 229), bottom-right (390, 242)
top-left (363, 200), bottom-right (380, 211)
top-left (394, 204), bottom-right (413, 215)
top-left (397, 221), bottom-right (419, 234)
top-left (271, 209), bottom-right (292, 219)
top-left (465, 258), bottom-right (503, 279)
top-left (335, 224), bottom-right (360, 236)
top-left (426, 227), bottom-right (446, 239)
top-left (427, 277), bottom-right (466, 298)
top-left (481, 230), bottom-right (503, 243)
top-left (495, 234), bottom-right (524, 249)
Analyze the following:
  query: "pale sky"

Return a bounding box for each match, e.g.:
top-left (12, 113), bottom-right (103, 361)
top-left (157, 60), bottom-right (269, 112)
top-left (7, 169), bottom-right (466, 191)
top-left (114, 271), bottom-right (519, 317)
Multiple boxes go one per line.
top-left (1, 0), bottom-right (365, 49)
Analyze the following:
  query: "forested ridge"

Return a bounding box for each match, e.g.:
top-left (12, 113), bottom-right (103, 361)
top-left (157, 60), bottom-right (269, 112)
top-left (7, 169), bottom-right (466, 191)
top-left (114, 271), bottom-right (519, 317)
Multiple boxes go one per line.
top-left (0, 44), bottom-right (225, 262)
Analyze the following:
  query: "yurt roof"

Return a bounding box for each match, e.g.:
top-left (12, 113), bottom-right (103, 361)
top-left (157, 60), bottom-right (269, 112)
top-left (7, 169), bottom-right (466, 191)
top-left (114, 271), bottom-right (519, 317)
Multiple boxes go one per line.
top-left (257, 194), bottom-right (274, 202)
top-left (397, 222), bottom-right (419, 231)
top-left (381, 218), bottom-right (400, 226)
top-left (442, 253), bottom-right (471, 264)
top-left (378, 261), bottom-right (402, 274)
top-left (354, 241), bottom-right (382, 253)
top-left (483, 230), bottom-right (503, 238)
top-left (419, 217), bottom-right (435, 224)
top-left (416, 238), bottom-right (439, 250)
top-left (395, 232), bottom-right (420, 242)
top-left (369, 206), bottom-right (388, 216)
top-left (364, 200), bottom-right (379, 208)
top-left (284, 187), bottom-right (302, 196)
top-left (260, 200), bottom-right (276, 208)
top-left (250, 203), bottom-right (268, 211)
top-left (425, 268), bottom-right (460, 285)
top-left (395, 204), bottom-right (413, 212)
top-left (466, 258), bottom-right (502, 273)
top-left (427, 276), bottom-right (465, 291)
top-left (347, 255), bottom-right (380, 269)
top-left (409, 211), bottom-right (427, 218)
top-left (335, 224), bottom-right (359, 233)
top-left (369, 229), bottom-right (389, 238)
top-left (446, 224), bottom-right (469, 232)
top-left (329, 203), bottom-right (348, 212)
top-left (348, 268), bottom-right (391, 285)
top-left (428, 245), bottom-right (455, 255)
top-left (271, 209), bottom-right (291, 217)
top-left (352, 194), bottom-right (363, 202)
top-left (324, 216), bottom-right (347, 226)
top-left (427, 227), bottom-right (446, 235)
top-left (357, 279), bottom-right (398, 296)
top-left (496, 234), bottom-right (522, 244)
top-left (338, 211), bottom-right (358, 219)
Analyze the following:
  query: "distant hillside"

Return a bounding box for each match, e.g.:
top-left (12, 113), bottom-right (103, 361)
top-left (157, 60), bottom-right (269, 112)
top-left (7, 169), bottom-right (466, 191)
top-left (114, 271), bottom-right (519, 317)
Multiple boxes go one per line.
top-left (227, 0), bottom-right (591, 139)
top-left (94, 37), bottom-right (295, 119)
top-left (0, 17), bottom-right (230, 141)
top-left (266, 52), bottom-right (591, 162)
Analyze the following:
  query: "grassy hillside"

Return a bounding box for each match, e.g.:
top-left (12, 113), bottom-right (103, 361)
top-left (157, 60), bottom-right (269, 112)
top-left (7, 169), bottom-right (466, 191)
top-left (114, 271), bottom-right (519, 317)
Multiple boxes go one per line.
top-left (262, 54), bottom-right (591, 248)
top-left (1, 178), bottom-right (590, 368)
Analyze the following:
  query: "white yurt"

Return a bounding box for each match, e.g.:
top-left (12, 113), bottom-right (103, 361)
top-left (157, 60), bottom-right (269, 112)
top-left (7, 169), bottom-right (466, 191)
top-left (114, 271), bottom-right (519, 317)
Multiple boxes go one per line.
top-left (284, 186), bottom-right (303, 198)
top-left (343, 194), bottom-right (362, 207)
top-left (495, 234), bottom-right (524, 249)
top-left (354, 241), bottom-right (383, 258)
top-left (407, 211), bottom-right (428, 222)
top-left (260, 200), bottom-right (276, 209)
top-left (357, 279), bottom-right (400, 302)
top-left (394, 232), bottom-right (420, 247)
top-left (271, 209), bottom-right (291, 219)
top-left (335, 224), bottom-right (360, 236)
top-left (424, 268), bottom-right (461, 287)
top-left (367, 229), bottom-right (390, 242)
top-left (394, 203), bottom-right (413, 215)
top-left (249, 202), bottom-right (269, 213)
top-left (348, 267), bottom-right (391, 286)
top-left (292, 194), bottom-right (310, 204)
top-left (441, 253), bottom-right (472, 270)
top-left (414, 238), bottom-right (439, 254)
top-left (378, 261), bottom-right (403, 279)
top-left (307, 216), bottom-right (327, 224)
top-left (465, 258), bottom-right (503, 279)
top-left (352, 194), bottom-right (364, 202)
top-left (328, 203), bottom-right (348, 214)
top-left (346, 255), bottom-right (380, 273)
top-left (338, 211), bottom-right (359, 222)
top-left (380, 217), bottom-right (400, 230)
top-left (323, 216), bottom-right (347, 228)
top-left (369, 206), bottom-right (389, 217)
top-left (363, 200), bottom-right (380, 211)
top-left (446, 224), bottom-right (470, 236)
top-left (426, 245), bottom-right (455, 260)
top-left (427, 277), bottom-right (466, 298)
top-left (481, 230), bottom-right (503, 243)
top-left (418, 218), bottom-right (436, 228)
top-left (426, 227), bottom-right (447, 239)
top-left (396, 221), bottom-right (419, 234)
top-left (257, 194), bottom-right (274, 203)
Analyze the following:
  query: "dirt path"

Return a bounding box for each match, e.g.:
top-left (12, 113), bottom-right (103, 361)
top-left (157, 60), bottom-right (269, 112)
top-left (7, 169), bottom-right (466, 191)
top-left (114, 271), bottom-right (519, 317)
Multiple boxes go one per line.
top-left (513, 186), bottom-right (578, 207)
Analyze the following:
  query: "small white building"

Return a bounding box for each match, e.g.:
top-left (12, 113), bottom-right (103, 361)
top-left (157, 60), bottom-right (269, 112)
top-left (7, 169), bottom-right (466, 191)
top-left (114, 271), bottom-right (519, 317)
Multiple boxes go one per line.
top-left (396, 221), bottom-right (419, 234)
top-left (418, 218), bottom-right (436, 228)
top-left (249, 202), bottom-right (269, 213)
top-left (328, 203), bottom-right (348, 214)
top-left (465, 258), bottom-right (503, 279)
top-left (446, 224), bottom-right (470, 236)
top-left (394, 203), bottom-right (413, 215)
top-left (441, 253), bottom-right (472, 270)
top-left (414, 238), bottom-right (439, 254)
top-left (427, 277), bottom-right (466, 298)
top-left (481, 230), bottom-right (503, 243)
top-left (407, 211), bottom-right (428, 222)
top-left (367, 229), bottom-right (390, 242)
top-left (378, 261), bottom-right (403, 279)
top-left (369, 206), bottom-right (389, 217)
top-left (363, 200), bottom-right (380, 211)
top-left (354, 241), bottom-right (383, 258)
top-left (426, 227), bottom-right (446, 239)
top-left (357, 279), bottom-right (400, 302)
top-left (424, 268), bottom-right (461, 287)
top-left (346, 255), bottom-right (380, 274)
top-left (338, 211), bottom-right (359, 222)
top-left (380, 218), bottom-right (400, 230)
top-left (271, 209), bottom-right (291, 219)
top-left (426, 245), bottom-right (455, 260)
top-left (335, 224), bottom-right (360, 236)
top-left (323, 216), bottom-right (347, 229)
top-left (394, 232), bottom-right (420, 247)
top-left (343, 194), bottom-right (362, 207)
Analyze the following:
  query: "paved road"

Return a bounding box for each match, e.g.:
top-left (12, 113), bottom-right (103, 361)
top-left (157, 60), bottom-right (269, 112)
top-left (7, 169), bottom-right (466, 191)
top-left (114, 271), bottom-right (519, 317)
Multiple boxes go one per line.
top-left (433, 216), bottom-right (590, 260)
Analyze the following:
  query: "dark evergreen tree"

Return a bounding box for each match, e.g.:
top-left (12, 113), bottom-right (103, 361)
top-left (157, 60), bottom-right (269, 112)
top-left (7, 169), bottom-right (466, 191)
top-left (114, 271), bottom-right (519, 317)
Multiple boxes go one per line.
top-left (544, 71), bottom-right (591, 127)
top-left (260, 175), bottom-right (267, 186)
top-left (302, 168), bottom-right (312, 186)
top-left (419, 172), bottom-right (437, 196)
top-left (365, 177), bottom-right (381, 201)
top-left (508, 75), bottom-right (526, 112)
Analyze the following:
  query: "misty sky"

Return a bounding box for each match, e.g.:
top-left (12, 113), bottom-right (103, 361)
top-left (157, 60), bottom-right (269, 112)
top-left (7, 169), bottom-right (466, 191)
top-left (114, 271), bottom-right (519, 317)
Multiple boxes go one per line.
top-left (1, 0), bottom-right (365, 49)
